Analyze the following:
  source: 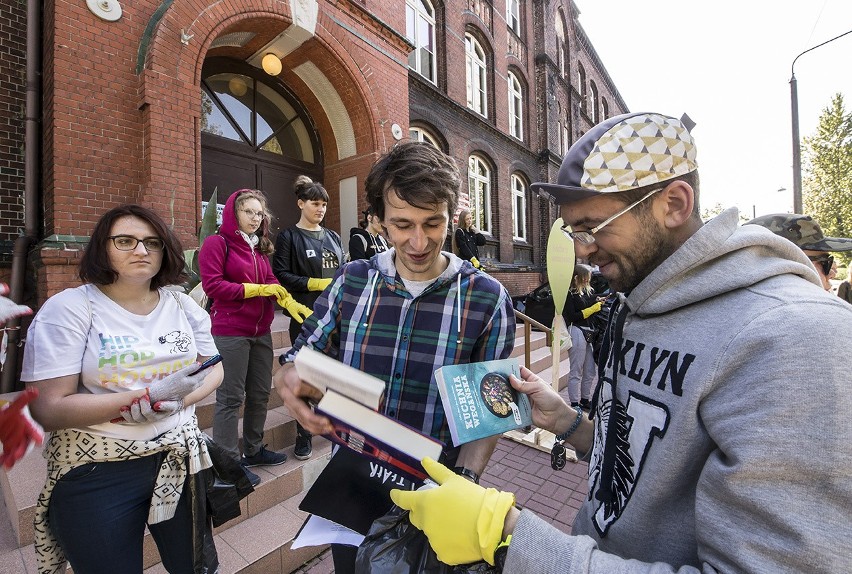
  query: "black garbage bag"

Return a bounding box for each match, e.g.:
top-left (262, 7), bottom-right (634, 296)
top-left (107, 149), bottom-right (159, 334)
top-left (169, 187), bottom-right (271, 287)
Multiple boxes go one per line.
top-left (355, 505), bottom-right (498, 574)
top-left (202, 434), bottom-right (255, 527)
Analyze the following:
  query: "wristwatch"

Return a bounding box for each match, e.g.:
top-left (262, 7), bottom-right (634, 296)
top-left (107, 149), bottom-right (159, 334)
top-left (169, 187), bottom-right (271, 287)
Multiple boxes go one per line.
top-left (452, 466), bottom-right (480, 484)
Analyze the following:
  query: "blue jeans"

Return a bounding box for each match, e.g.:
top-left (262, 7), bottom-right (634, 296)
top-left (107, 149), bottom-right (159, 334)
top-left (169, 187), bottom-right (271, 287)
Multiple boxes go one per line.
top-left (49, 453), bottom-right (195, 574)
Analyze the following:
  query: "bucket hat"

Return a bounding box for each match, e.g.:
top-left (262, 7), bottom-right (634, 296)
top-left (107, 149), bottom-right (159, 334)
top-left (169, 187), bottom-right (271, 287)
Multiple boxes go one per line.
top-left (745, 213), bottom-right (852, 252)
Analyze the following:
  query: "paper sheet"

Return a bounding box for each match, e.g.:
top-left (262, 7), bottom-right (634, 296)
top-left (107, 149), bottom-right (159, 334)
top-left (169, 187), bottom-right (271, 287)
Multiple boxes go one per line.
top-left (291, 514), bottom-right (365, 549)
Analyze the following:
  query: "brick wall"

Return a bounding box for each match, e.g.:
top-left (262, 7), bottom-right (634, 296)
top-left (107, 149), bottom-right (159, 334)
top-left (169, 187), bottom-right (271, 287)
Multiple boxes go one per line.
top-left (0, 0), bottom-right (26, 263)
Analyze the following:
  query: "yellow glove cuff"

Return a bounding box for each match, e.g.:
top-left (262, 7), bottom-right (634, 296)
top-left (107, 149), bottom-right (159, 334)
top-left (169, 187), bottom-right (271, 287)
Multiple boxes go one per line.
top-left (478, 489), bottom-right (516, 565)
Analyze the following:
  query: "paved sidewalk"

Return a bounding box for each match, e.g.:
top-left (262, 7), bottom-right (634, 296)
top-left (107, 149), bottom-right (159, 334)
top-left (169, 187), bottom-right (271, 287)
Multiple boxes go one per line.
top-left (294, 406), bottom-right (590, 572)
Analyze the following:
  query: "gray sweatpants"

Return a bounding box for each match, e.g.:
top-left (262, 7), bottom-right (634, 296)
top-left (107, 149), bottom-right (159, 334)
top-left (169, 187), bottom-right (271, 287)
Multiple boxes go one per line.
top-left (212, 333), bottom-right (273, 460)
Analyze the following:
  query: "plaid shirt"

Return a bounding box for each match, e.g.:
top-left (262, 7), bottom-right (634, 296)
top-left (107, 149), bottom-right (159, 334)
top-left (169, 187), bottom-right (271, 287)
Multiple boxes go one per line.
top-left (283, 249), bottom-right (516, 447)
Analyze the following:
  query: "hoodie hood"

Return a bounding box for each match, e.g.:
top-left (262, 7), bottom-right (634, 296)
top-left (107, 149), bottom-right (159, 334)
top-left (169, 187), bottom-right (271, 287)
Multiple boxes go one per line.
top-left (625, 208), bottom-right (821, 317)
top-left (218, 189), bottom-right (269, 246)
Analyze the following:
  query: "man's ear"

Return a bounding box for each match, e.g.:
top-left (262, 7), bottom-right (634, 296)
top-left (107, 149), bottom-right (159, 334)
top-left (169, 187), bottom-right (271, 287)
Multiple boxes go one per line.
top-left (657, 180), bottom-right (694, 229)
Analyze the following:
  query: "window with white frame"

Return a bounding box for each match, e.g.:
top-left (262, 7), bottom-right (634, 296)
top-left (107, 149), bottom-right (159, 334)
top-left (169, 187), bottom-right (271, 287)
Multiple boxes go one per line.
top-left (409, 126), bottom-right (440, 147)
top-left (468, 155), bottom-right (491, 233)
top-left (555, 13), bottom-right (566, 76)
top-left (508, 71), bottom-right (523, 140)
top-left (511, 174), bottom-right (527, 240)
top-left (589, 80), bottom-right (599, 122)
top-left (465, 34), bottom-right (488, 117)
top-left (405, 0), bottom-right (437, 84)
top-left (577, 62), bottom-right (587, 114)
top-left (602, 97), bottom-right (609, 119)
top-left (507, 0), bottom-right (520, 35)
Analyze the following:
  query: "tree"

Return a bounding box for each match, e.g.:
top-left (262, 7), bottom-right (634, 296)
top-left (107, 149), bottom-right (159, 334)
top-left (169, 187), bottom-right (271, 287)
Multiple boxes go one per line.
top-left (802, 93), bottom-right (852, 265)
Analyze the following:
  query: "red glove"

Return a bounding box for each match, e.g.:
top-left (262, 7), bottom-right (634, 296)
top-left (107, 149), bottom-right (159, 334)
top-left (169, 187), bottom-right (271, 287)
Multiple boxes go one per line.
top-left (0, 388), bottom-right (45, 469)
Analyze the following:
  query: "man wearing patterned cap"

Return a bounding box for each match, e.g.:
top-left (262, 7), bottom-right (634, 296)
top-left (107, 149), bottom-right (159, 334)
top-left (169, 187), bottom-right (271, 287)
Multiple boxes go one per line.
top-left (390, 112), bottom-right (852, 573)
top-left (746, 213), bottom-right (852, 291)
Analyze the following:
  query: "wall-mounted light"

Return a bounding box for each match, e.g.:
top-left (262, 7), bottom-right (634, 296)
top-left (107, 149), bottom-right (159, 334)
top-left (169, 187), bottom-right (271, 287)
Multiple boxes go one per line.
top-left (261, 53), bottom-right (282, 76)
top-left (228, 77), bottom-right (248, 97)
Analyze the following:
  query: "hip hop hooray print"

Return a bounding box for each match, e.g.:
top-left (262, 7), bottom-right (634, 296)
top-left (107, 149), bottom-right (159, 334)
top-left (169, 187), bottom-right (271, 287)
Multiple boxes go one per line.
top-left (96, 330), bottom-right (194, 387)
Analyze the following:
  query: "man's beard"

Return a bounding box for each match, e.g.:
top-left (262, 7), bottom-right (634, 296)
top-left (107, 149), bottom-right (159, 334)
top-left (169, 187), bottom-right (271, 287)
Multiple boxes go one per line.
top-left (606, 215), bottom-right (677, 293)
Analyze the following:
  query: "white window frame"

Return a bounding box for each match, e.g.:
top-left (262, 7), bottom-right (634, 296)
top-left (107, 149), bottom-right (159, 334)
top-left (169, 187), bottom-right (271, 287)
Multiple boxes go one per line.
top-left (590, 80), bottom-right (600, 122)
top-left (555, 15), bottom-right (566, 76)
top-left (507, 0), bottom-right (521, 35)
top-left (511, 174), bottom-right (527, 240)
top-left (468, 155), bottom-right (492, 233)
top-left (409, 126), bottom-right (439, 147)
top-left (508, 71), bottom-right (523, 140)
top-left (465, 34), bottom-right (488, 117)
top-left (406, 0), bottom-right (437, 84)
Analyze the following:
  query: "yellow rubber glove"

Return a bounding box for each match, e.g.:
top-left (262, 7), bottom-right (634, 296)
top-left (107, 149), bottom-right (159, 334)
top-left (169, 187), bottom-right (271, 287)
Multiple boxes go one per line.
top-left (390, 458), bottom-right (515, 566)
top-left (306, 277), bottom-right (332, 292)
top-left (243, 283), bottom-right (287, 299)
top-left (276, 290), bottom-right (312, 323)
top-left (581, 300), bottom-right (602, 319)
top-left (469, 256), bottom-right (483, 270)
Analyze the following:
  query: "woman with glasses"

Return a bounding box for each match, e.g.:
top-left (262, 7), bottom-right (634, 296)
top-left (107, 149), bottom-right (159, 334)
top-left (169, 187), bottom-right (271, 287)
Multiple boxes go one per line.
top-left (21, 204), bottom-right (224, 573)
top-left (199, 189), bottom-right (310, 486)
top-left (273, 175), bottom-right (344, 460)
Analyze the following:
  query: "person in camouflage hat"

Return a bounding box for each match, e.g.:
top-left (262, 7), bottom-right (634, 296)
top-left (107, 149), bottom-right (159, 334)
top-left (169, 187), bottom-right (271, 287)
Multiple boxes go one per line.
top-left (390, 112), bottom-right (852, 574)
top-left (746, 213), bottom-right (852, 291)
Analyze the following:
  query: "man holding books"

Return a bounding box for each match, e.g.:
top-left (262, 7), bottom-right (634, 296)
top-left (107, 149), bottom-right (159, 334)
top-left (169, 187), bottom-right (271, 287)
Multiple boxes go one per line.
top-left (273, 141), bottom-right (516, 572)
top-left (389, 112), bottom-right (852, 573)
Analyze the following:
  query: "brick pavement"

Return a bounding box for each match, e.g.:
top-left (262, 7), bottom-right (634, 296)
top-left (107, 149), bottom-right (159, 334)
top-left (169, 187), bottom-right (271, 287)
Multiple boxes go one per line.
top-left (294, 402), bottom-right (591, 573)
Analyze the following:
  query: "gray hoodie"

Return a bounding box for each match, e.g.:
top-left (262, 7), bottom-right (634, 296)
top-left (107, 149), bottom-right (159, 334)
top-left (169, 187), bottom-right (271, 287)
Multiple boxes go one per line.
top-left (505, 208), bottom-right (852, 573)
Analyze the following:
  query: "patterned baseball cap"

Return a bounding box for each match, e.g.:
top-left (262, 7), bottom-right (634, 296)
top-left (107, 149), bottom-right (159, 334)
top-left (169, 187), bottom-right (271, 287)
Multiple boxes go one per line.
top-left (745, 213), bottom-right (852, 252)
top-left (532, 112), bottom-right (698, 204)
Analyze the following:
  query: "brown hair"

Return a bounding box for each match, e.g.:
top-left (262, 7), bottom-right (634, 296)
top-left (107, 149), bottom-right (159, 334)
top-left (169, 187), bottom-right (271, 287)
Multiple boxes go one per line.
top-left (294, 175), bottom-right (329, 203)
top-left (79, 204), bottom-right (187, 288)
top-left (235, 189), bottom-right (275, 255)
top-left (571, 263), bottom-right (593, 296)
top-left (365, 141), bottom-right (460, 221)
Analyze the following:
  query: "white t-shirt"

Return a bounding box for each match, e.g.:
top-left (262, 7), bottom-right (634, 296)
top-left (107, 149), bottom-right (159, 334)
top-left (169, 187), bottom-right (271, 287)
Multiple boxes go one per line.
top-left (21, 284), bottom-right (218, 440)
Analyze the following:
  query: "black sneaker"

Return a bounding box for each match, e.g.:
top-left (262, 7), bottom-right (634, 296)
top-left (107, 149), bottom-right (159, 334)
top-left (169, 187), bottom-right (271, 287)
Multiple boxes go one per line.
top-left (579, 399), bottom-right (591, 411)
top-left (241, 464), bottom-right (261, 487)
top-left (241, 445), bottom-right (288, 467)
top-left (294, 429), bottom-right (313, 460)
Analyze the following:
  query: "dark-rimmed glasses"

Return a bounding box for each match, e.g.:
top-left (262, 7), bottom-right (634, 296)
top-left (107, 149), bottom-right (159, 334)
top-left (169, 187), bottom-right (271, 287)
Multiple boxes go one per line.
top-left (109, 235), bottom-right (165, 252)
top-left (560, 187), bottom-right (662, 245)
top-left (807, 254), bottom-right (834, 276)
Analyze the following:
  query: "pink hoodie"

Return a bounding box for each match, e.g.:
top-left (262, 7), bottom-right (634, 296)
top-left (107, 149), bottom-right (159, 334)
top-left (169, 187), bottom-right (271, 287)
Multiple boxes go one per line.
top-left (198, 190), bottom-right (279, 337)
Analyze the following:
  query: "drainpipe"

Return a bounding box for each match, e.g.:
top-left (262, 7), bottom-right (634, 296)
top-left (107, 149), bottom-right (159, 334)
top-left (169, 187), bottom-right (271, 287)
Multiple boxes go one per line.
top-left (1, 0), bottom-right (41, 393)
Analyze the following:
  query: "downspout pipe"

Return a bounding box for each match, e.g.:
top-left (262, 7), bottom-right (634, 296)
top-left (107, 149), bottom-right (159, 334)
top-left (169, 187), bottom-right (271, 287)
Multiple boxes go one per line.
top-left (1, 0), bottom-right (40, 393)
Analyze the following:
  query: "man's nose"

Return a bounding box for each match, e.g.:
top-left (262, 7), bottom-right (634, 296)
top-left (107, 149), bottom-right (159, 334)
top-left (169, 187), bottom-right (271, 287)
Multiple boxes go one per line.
top-left (410, 226), bottom-right (428, 250)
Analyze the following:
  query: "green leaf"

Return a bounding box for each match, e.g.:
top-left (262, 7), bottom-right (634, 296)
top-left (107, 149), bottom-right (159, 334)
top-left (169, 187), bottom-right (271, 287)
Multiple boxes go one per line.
top-left (199, 187), bottom-right (219, 244)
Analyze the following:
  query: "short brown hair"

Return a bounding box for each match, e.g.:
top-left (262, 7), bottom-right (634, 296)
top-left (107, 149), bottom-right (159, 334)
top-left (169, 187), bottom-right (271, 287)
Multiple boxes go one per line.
top-left (79, 204), bottom-right (187, 288)
top-left (365, 142), bottom-right (460, 221)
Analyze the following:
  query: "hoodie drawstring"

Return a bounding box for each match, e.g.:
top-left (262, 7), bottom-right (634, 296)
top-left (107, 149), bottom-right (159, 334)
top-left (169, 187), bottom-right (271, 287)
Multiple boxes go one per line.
top-left (455, 274), bottom-right (462, 344)
top-left (361, 271), bottom-right (381, 327)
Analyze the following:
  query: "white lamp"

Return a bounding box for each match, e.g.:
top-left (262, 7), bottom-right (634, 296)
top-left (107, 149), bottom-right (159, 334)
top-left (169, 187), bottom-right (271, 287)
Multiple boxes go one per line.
top-left (261, 53), bottom-right (282, 76)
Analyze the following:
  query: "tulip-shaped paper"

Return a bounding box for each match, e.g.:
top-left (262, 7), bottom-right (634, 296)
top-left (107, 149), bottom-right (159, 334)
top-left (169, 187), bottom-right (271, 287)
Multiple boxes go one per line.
top-left (546, 218), bottom-right (575, 390)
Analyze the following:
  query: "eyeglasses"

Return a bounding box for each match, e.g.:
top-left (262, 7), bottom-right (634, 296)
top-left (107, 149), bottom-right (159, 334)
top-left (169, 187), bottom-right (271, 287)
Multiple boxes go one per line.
top-left (807, 254), bottom-right (834, 275)
top-left (561, 187), bottom-right (663, 245)
top-left (109, 235), bottom-right (165, 252)
top-left (240, 209), bottom-right (264, 220)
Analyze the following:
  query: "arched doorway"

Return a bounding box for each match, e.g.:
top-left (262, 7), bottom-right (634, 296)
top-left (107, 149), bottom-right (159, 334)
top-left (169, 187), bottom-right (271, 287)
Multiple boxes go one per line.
top-left (200, 57), bottom-right (322, 238)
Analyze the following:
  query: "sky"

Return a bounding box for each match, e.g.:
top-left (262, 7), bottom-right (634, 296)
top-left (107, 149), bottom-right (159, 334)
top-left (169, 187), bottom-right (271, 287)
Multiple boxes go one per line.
top-left (574, 0), bottom-right (852, 219)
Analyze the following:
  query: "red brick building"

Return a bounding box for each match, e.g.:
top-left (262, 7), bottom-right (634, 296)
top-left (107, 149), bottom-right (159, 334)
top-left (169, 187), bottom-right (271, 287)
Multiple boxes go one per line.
top-left (0, 0), bottom-right (625, 389)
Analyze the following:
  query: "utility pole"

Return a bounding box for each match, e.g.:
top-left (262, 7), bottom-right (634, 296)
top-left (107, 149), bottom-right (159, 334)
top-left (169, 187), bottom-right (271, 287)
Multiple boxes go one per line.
top-left (790, 29), bottom-right (852, 214)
